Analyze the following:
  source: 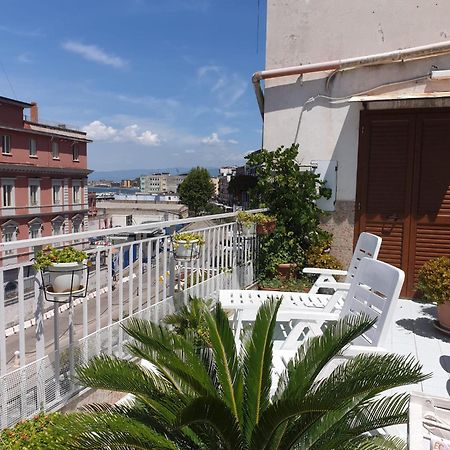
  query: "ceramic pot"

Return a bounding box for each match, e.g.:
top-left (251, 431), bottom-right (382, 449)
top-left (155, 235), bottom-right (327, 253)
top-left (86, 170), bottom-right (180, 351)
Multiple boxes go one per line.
top-left (437, 301), bottom-right (450, 330)
top-left (241, 223), bottom-right (256, 237)
top-left (48, 262), bottom-right (84, 293)
top-left (276, 263), bottom-right (297, 281)
top-left (173, 239), bottom-right (200, 261)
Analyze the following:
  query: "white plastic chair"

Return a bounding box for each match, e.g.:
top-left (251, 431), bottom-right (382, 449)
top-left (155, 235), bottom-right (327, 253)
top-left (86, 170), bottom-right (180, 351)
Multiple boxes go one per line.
top-left (270, 258), bottom-right (404, 375)
top-left (219, 232), bottom-right (382, 320)
top-left (408, 392), bottom-right (450, 450)
top-left (304, 231), bottom-right (382, 293)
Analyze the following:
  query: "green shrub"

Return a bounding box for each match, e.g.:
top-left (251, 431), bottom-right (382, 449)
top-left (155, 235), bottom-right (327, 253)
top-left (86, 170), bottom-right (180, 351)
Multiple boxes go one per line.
top-left (258, 276), bottom-right (312, 292)
top-left (0, 412), bottom-right (65, 449)
top-left (417, 256), bottom-right (450, 304)
top-left (33, 246), bottom-right (87, 270)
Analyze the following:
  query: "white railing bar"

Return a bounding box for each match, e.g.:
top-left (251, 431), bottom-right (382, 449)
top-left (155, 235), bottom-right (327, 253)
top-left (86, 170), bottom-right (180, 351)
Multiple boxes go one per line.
top-left (162, 238), bottom-right (168, 316)
top-left (146, 241), bottom-right (151, 310)
top-left (0, 270), bottom-right (5, 375)
top-left (155, 238), bottom-right (160, 321)
top-left (107, 250), bottom-right (113, 355)
top-left (138, 242), bottom-right (143, 313)
top-left (95, 251), bottom-right (101, 354)
top-left (18, 266), bottom-right (25, 367)
top-left (118, 246), bottom-right (124, 357)
top-left (128, 243), bottom-right (134, 318)
top-left (0, 209), bottom-right (266, 251)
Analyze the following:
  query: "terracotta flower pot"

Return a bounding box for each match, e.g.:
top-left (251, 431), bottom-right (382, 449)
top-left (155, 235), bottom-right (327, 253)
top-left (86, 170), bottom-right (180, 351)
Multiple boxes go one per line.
top-left (437, 301), bottom-right (450, 330)
top-left (277, 263), bottom-right (297, 281)
top-left (257, 220), bottom-right (277, 236)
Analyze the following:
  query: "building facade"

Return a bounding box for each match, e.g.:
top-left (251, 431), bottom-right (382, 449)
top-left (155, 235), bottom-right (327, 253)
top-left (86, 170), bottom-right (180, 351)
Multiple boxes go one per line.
top-left (0, 97), bottom-right (91, 264)
top-left (261, 0), bottom-right (450, 296)
top-left (139, 173), bottom-right (186, 194)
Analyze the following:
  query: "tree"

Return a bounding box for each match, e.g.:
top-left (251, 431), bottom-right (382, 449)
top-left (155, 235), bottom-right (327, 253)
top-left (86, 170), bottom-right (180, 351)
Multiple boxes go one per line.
top-left (246, 144), bottom-right (332, 276)
top-left (50, 299), bottom-right (427, 449)
top-left (178, 167), bottom-right (215, 216)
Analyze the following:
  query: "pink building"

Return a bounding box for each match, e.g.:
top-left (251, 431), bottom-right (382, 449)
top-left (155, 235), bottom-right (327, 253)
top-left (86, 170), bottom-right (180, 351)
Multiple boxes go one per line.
top-left (0, 96), bottom-right (92, 264)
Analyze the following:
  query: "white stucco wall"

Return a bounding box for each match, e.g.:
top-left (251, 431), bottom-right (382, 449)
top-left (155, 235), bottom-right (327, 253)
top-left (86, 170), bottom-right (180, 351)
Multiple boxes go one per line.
top-left (263, 0), bottom-right (450, 202)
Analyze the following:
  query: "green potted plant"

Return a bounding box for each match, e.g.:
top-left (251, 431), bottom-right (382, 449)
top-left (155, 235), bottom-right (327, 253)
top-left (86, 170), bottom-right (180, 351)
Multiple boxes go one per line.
top-left (237, 211), bottom-right (257, 237)
top-left (33, 246), bottom-right (87, 294)
top-left (417, 256), bottom-right (450, 331)
top-left (172, 232), bottom-right (205, 261)
top-left (254, 213), bottom-right (277, 236)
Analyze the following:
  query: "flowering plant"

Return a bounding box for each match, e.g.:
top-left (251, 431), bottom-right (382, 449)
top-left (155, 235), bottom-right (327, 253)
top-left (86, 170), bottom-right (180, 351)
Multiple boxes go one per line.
top-left (33, 245), bottom-right (87, 270)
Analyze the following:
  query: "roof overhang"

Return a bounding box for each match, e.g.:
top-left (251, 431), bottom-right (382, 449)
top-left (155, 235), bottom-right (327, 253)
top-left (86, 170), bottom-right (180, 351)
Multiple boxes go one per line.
top-left (350, 78), bottom-right (450, 102)
top-left (0, 96), bottom-right (32, 108)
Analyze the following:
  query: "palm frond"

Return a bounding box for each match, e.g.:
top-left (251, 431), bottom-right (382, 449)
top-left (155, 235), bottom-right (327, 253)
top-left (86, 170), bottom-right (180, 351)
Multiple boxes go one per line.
top-left (204, 303), bottom-right (244, 423)
top-left (274, 314), bottom-right (376, 401)
top-left (177, 396), bottom-right (245, 450)
top-left (124, 318), bottom-right (217, 397)
top-left (243, 297), bottom-right (280, 441)
top-left (54, 411), bottom-right (185, 449)
top-left (76, 354), bottom-right (171, 398)
top-left (345, 435), bottom-right (407, 450)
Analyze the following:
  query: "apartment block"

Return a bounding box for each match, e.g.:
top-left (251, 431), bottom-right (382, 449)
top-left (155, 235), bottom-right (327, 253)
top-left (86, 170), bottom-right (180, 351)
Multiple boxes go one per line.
top-left (0, 96), bottom-right (92, 264)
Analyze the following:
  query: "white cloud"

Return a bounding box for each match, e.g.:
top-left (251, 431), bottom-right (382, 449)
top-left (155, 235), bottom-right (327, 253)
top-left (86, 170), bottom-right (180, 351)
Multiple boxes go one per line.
top-left (62, 41), bottom-right (127, 68)
top-left (17, 53), bottom-right (33, 64)
top-left (83, 120), bottom-right (160, 146)
top-left (201, 132), bottom-right (238, 146)
top-left (197, 64), bottom-right (247, 107)
top-left (201, 132), bottom-right (221, 145)
top-left (83, 120), bottom-right (118, 141)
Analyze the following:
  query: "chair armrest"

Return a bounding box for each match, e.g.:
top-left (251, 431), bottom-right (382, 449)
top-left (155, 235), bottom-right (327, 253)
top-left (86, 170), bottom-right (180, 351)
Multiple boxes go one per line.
top-left (302, 267), bottom-right (348, 276)
top-left (314, 282), bottom-right (351, 291)
top-left (275, 310), bottom-right (340, 322)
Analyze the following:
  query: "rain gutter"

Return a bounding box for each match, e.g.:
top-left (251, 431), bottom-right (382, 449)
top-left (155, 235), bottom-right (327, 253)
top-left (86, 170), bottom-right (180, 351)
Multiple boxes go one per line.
top-left (252, 40), bottom-right (450, 118)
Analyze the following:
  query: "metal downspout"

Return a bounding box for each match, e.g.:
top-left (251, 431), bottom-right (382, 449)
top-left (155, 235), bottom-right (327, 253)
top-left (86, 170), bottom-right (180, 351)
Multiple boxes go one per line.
top-left (252, 39), bottom-right (450, 118)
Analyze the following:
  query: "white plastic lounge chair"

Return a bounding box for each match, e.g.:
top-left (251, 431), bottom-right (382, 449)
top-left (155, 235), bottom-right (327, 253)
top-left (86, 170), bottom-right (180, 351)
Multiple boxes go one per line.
top-left (304, 231), bottom-right (382, 294)
top-left (408, 392), bottom-right (450, 450)
top-left (270, 258), bottom-right (404, 376)
top-left (219, 232), bottom-right (382, 320)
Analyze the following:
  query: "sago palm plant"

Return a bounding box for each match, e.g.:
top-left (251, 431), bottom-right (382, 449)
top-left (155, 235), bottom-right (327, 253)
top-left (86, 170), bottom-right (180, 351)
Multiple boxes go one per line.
top-left (52, 299), bottom-right (428, 449)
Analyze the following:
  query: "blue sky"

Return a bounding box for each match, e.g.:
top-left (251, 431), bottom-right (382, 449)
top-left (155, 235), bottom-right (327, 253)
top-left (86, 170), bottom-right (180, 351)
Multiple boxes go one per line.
top-left (0, 0), bottom-right (266, 172)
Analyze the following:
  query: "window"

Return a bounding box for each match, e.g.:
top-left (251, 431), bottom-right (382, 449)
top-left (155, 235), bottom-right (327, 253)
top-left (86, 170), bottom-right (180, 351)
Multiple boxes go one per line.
top-left (29, 219), bottom-right (42, 239)
top-left (72, 144), bottom-right (79, 161)
top-left (29, 180), bottom-right (40, 207)
top-left (52, 183), bottom-right (61, 205)
top-left (2, 135), bottom-right (11, 154)
top-left (29, 138), bottom-right (37, 157)
top-left (52, 141), bottom-right (59, 159)
top-left (2, 221), bottom-right (18, 255)
top-left (2, 180), bottom-right (14, 207)
top-left (72, 221), bottom-right (81, 234)
top-left (73, 185), bottom-right (80, 204)
top-left (52, 218), bottom-right (64, 236)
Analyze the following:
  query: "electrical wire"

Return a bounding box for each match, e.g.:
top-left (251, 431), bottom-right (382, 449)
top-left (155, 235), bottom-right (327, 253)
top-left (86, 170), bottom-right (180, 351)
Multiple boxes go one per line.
top-left (293, 73), bottom-right (431, 143)
top-left (0, 61), bottom-right (17, 98)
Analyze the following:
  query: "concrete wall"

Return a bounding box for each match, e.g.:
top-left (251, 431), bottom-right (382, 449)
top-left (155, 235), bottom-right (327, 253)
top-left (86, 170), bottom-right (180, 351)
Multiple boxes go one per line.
top-left (264, 0), bottom-right (450, 263)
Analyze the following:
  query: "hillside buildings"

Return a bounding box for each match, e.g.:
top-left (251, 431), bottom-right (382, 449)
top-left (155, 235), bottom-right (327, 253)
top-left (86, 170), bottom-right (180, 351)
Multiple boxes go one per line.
top-left (0, 96), bottom-right (91, 264)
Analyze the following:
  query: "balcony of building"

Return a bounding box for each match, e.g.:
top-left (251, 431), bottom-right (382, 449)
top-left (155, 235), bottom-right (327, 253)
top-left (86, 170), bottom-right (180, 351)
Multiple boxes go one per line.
top-left (0, 210), bottom-right (261, 429)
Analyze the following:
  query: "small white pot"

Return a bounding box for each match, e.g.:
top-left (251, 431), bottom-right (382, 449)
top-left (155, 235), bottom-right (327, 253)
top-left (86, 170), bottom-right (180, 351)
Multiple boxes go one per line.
top-left (241, 223), bottom-right (256, 237)
top-left (48, 262), bottom-right (84, 293)
top-left (173, 239), bottom-right (201, 261)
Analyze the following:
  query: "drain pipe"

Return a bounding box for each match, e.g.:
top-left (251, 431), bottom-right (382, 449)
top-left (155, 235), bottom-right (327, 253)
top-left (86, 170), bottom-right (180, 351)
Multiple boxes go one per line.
top-left (252, 40), bottom-right (450, 118)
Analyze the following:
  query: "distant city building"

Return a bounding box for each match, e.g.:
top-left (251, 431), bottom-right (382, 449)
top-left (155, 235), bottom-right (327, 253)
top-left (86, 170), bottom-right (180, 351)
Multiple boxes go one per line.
top-left (121, 179), bottom-right (133, 188)
top-left (0, 96), bottom-right (92, 264)
top-left (210, 176), bottom-right (219, 197)
top-left (140, 173), bottom-right (186, 194)
top-left (218, 166), bottom-right (237, 206)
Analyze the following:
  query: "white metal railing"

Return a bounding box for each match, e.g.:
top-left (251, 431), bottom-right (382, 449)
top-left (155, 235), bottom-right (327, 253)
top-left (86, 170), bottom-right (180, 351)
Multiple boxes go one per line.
top-left (0, 210), bottom-right (261, 429)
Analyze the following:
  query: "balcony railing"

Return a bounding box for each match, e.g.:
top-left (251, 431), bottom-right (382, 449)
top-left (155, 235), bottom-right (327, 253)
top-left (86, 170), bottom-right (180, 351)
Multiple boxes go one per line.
top-left (0, 210), bottom-right (262, 429)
